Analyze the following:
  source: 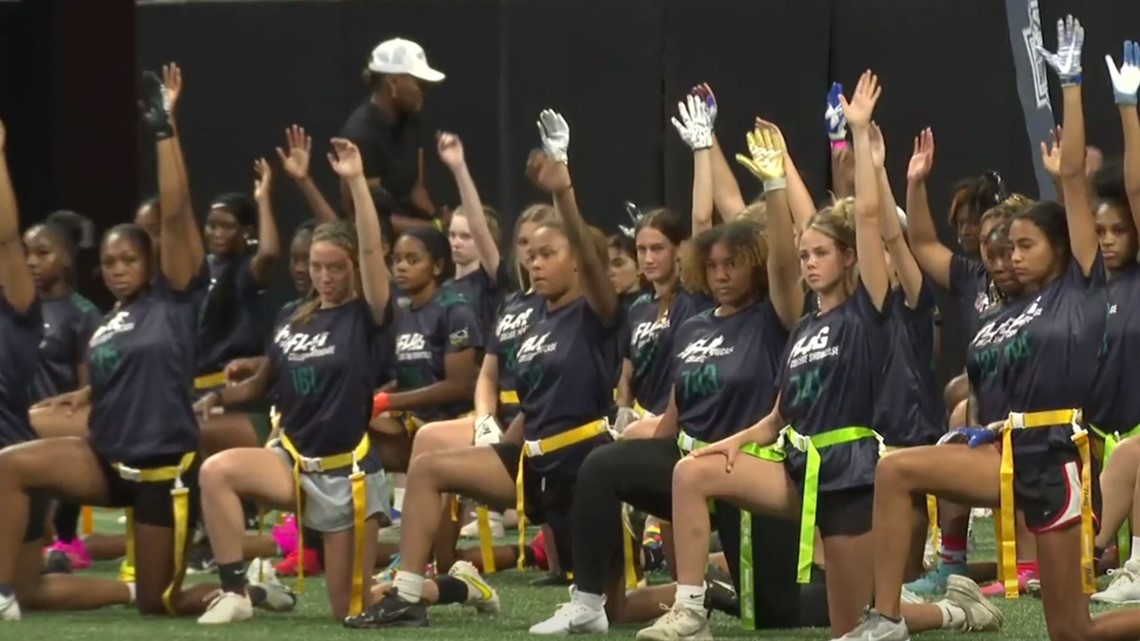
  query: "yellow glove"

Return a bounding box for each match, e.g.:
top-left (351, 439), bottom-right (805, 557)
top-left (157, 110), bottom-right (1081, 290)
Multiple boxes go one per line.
top-left (735, 126), bottom-right (787, 190)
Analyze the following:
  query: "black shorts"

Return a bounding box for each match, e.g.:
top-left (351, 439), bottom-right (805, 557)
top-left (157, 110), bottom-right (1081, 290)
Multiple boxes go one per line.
top-left (95, 452), bottom-right (201, 529)
top-left (22, 490), bottom-right (51, 544)
top-left (1014, 447), bottom-right (1101, 533)
top-left (813, 485), bottom-right (874, 538)
top-left (492, 442), bottom-right (576, 570)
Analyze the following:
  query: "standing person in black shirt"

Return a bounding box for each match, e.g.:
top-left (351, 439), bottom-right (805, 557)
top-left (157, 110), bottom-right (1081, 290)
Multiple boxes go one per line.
top-left (341, 38), bottom-right (445, 235)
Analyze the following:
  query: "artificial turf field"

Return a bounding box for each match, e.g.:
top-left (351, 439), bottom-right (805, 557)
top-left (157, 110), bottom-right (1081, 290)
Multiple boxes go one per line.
top-left (11, 510), bottom-right (1124, 641)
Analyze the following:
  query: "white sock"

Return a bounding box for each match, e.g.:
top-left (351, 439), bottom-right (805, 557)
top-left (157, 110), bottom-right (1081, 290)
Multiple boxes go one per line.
top-left (393, 571), bottom-right (424, 603)
top-left (393, 487), bottom-right (406, 515)
top-left (936, 599), bottom-right (966, 630)
top-left (674, 584), bottom-right (705, 611)
top-left (1129, 537), bottom-right (1140, 564)
top-left (572, 590), bottom-right (606, 611)
top-left (127, 582), bottom-right (137, 605)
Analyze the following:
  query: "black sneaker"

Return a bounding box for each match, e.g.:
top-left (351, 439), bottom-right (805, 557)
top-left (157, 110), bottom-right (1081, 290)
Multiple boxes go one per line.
top-left (529, 572), bottom-right (571, 587)
top-left (185, 539), bottom-right (217, 575)
top-left (42, 550), bottom-right (73, 575)
top-left (343, 589), bottom-right (428, 629)
top-left (704, 566), bottom-right (739, 617)
top-left (139, 71), bottom-right (173, 140)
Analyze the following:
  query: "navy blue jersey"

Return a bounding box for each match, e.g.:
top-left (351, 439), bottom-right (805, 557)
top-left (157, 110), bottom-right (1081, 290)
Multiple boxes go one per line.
top-left (196, 253), bottom-right (266, 375)
top-left (966, 296), bottom-right (1031, 426)
top-left (1087, 265), bottom-right (1140, 433)
top-left (875, 285), bottom-right (944, 447)
top-left (778, 285), bottom-right (886, 491)
top-left (444, 262), bottom-right (510, 346)
top-left (393, 288), bottom-right (482, 422)
top-left (673, 300), bottom-right (787, 443)
top-left (948, 254), bottom-right (995, 338)
top-left (87, 278), bottom-right (202, 462)
top-left (627, 289), bottom-right (714, 415)
top-left (488, 290), bottom-right (543, 425)
top-left (515, 298), bottom-right (622, 476)
top-left (0, 297), bottom-right (42, 448)
top-left (269, 298), bottom-right (387, 470)
top-left (993, 259), bottom-right (1107, 453)
top-left (34, 293), bottom-right (101, 400)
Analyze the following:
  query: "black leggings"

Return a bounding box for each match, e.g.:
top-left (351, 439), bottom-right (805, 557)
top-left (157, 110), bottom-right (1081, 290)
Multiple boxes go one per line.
top-left (571, 437), bottom-right (830, 629)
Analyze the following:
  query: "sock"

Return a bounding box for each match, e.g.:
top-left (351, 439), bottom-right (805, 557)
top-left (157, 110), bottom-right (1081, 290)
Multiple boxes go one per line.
top-left (127, 582), bottom-right (136, 604)
top-left (675, 584), bottom-right (705, 611)
top-left (1130, 537), bottom-right (1140, 564)
top-left (217, 561), bottom-right (247, 595)
top-left (393, 488), bottom-right (406, 517)
top-left (435, 575), bottom-right (470, 605)
top-left (935, 600), bottom-right (966, 630)
top-left (0, 584), bottom-right (13, 598)
top-left (1017, 560), bottom-right (1039, 575)
top-left (393, 571), bottom-right (424, 603)
top-left (54, 502), bottom-right (81, 543)
top-left (939, 535), bottom-right (967, 565)
top-left (572, 589), bottom-right (605, 611)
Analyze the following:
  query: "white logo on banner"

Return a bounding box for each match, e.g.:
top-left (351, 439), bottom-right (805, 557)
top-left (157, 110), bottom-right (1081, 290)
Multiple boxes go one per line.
top-left (1022, 0), bottom-right (1050, 109)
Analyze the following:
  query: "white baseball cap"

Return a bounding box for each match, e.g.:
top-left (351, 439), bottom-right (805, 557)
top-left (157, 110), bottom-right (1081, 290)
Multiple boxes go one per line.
top-left (367, 38), bottom-right (445, 82)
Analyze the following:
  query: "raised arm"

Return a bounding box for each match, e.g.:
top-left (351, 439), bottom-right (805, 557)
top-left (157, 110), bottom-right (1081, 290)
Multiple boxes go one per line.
top-left (1107, 40), bottom-right (1140, 227)
top-left (870, 123), bottom-right (924, 308)
top-left (734, 123), bottom-right (803, 328)
top-left (438, 132), bottom-right (501, 277)
top-left (531, 110), bottom-right (618, 323)
top-left (160, 64), bottom-right (205, 275)
top-left (249, 158), bottom-right (280, 287)
top-left (843, 71), bottom-right (889, 310)
top-left (277, 125), bottom-right (340, 224)
top-left (0, 121), bottom-right (33, 314)
top-left (1041, 16), bottom-right (1097, 275)
top-left (903, 128), bottom-right (954, 289)
top-left (691, 84), bottom-right (747, 219)
top-left (672, 93), bottom-right (715, 235)
top-left (827, 83), bottom-right (856, 199)
top-left (328, 138), bottom-right (391, 322)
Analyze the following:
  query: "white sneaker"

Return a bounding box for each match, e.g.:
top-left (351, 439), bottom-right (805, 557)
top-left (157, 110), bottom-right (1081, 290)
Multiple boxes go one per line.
top-left (244, 561), bottom-right (297, 613)
top-left (1093, 559), bottom-right (1140, 604)
top-left (530, 589), bottom-right (608, 635)
top-left (460, 512), bottom-right (505, 539)
top-left (900, 586), bottom-right (924, 604)
top-left (945, 575), bottom-right (1004, 631)
top-left (197, 591), bottom-right (254, 624)
top-left (635, 603), bottom-right (711, 641)
top-left (449, 560), bottom-right (500, 614)
top-left (0, 593), bottom-right (21, 621)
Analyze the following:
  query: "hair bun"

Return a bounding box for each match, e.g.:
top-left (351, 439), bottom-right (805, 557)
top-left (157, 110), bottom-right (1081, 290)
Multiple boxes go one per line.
top-left (46, 209), bottom-right (96, 249)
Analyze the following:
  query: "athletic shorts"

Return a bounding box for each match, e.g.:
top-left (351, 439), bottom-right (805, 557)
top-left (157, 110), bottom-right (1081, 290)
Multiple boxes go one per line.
top-left (22, 490), bottom-right (51, 544)
top-left (492, 442), bottom-right (576, 571)
top-left (270, 445), bottom-right (390, 532)
top-left (95, 452), bottom-right (201, 528)
top-left (1014, 447), bottom-right (1101, 533)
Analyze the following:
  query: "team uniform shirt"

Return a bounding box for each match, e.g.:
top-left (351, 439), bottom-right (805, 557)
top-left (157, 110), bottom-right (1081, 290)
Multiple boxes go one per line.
top-left (966, 297), bottom-right (1031, 426)
top-left (33, 293), bottom-right (101, 401)
top-left (989, 259), bottom-right (1107, 454)
top-left (488, 290), bottom-right (544, 426)
top-left (1087, 264), bottom-right (1140, 434)
top-left (875, 285), bottom-right (944, 447)
top-left (778, 284), bottom-right (886, 491)
top-left (515, 298), bottom-right (622, 477)
top-left (392, 288), bottom-right (482, 423)
top-left (445, 261), bottom-right (510, 347)
top-left (87, 277), bottom-right (203, 463)
top-left (673, 300), bottom-right (788, 443)
top-left (268, 298), bottom-right (388, 472)
top-left (626, 289), bottom-right (714, 415)
top-left (948, 254), bottom-right (996, 338)
top-left (196, 253), bottom-right (266, 376)
top-left (0, 297), bottom-right (42, 448)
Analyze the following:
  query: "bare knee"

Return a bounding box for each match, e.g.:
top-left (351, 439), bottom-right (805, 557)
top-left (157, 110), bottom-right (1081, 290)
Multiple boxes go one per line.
top-left (199, 450), bottom-right (248, 494)
top-left (949, 399), bottom-right (968, 429)
top-left (875, 449), bottom-right (920, 488)
top-left (944, 374), bottom-right (968, 409)
top-left (0, 444), bottom-right (40, 486)
top-left (411, 422), bottom-right (467, 462)
top-left (672, 456), bottom-right (716, 495)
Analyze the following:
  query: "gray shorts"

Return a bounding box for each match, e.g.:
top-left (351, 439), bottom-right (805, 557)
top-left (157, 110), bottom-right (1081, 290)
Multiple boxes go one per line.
top-left (271, 445), bottom-right (390, 533)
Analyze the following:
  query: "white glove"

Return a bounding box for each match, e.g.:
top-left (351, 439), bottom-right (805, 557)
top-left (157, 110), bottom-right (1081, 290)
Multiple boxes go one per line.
top-left (474, 414), bottom-right (503, 446)
top-left (1037, 15), bottom-right (1085, 87)
top-left (613, 407), bottom-right (641, 435)
top-left (1106, 40), bottom-right (1140, 105)
top-left (671, 94), bottom-right (713, 151)
top-left (537, 109), bottom-right (570, 163)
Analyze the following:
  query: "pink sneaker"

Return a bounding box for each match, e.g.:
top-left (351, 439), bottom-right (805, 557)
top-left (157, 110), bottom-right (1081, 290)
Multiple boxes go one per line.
top-left (981, 567), bottom-right (1038, 597)
top-left (45, 538), bottom-right (92, 570)
top-left (272, 515), bottom-right (299, 557)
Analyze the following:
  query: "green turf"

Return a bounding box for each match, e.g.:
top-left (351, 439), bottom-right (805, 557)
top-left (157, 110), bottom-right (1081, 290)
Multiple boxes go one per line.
top-left (10, 511), bottom-right (1111, 640)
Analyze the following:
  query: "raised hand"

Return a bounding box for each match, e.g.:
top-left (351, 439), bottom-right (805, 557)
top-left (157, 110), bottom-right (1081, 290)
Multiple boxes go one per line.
top-left (671, 94), bottom-right (713, 151)
top-left (690, 82), bottom-right (718, 127)
top-left (436, 131), bottom-right (465, 170)
top-left (906, 128), bottom-right (936, 183)
top-left (162, 62), bottom-right (183, 115)
top-left (253, 158), bottom-right (273, 201)
top-left (735, 122), bottom-right (787, 187)
top-left (276, 125), bottom-right (312, 180)
top-left (327, 138), bottom-right (364, 178)
top-left (1106, 40), bottom-right (1140, 105)
top-left (0, 118), bottom-right (6, 151)
top-left (840, 70), bottom-right (881, 129)
top-left (1037, 15), bottom-right (1085, 86)
top-left (1039, 126), bottom-right (1063, 178)
top-left (537, 109), bottom-right (570, 164)
top-left (825, 82), bottom-right (848, 146)
top-left (868, 122), bottom-right (887, 169)
top-left (525, 150), bottom-right (572, 195)
top-left (140, 70), bottom-right (173, 139)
